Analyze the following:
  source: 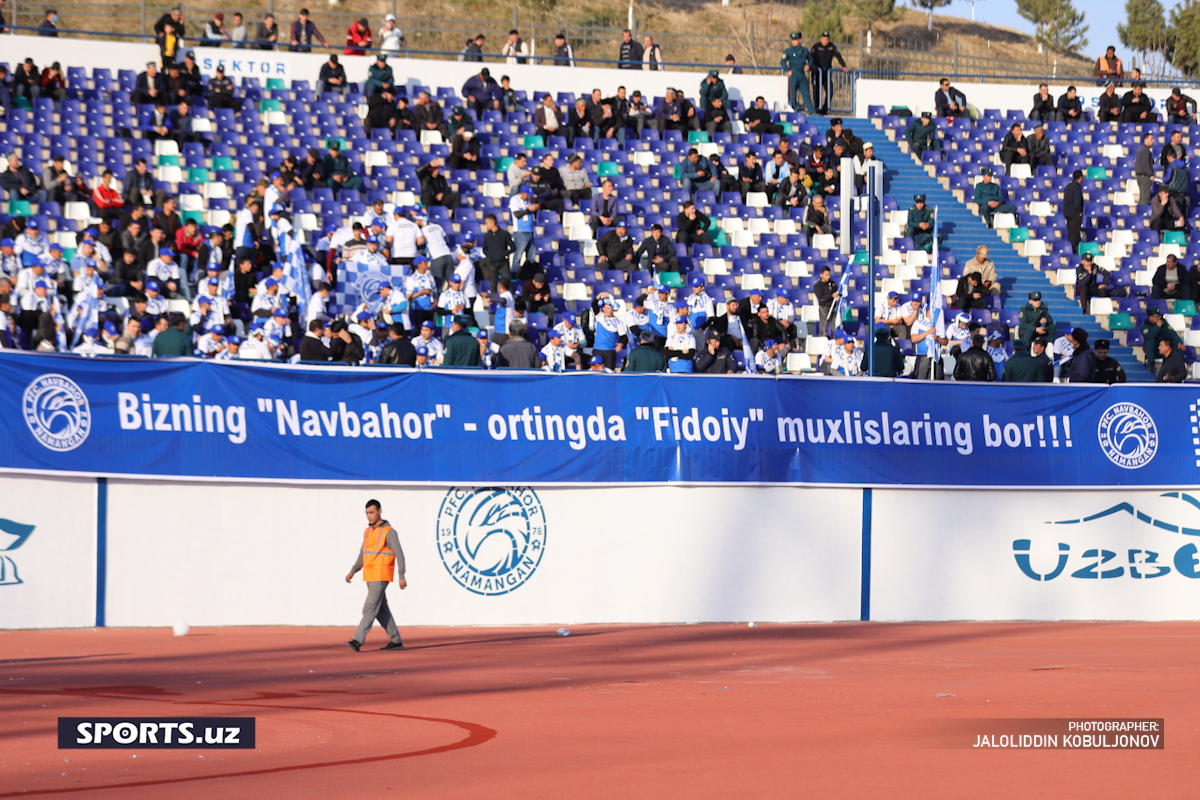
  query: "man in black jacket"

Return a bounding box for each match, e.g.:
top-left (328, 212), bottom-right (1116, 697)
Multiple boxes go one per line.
top-left (1093, 339), bottom-right (1127, 384)
top-left (365, 85), bottom-right (399, 136)
top-left (674, 201), bottom-right (711, 249)
top-left (953, 335), bottom-right (997, 381)
top-left (618, 29), bottom-right (643, 69)
top-left (418, 159), bottom-right (460, 213)
top-left (596, 220), bottom-right (635, 276)
top-left (747, 304), bottom-right (785, 354)
top-left (1063, 169), bottom-right (1084, 253)
top-left (1121, 83), bottom-right (1158, 123)
top-left (480, 213), bottom-right (513, 286)
top-left (694, 330), bottom-right (737, 373)
top-left (1065, 328), bottom-right (1097, 382)
top-left (379, 323), bottom-right (417, 365)
top-left (1155, 338), bottom-right (1188, 382)
top-left (132, 62), bottom-right (168, 106)
top-left (1057, 86), bottom-right (1084, 123)
top-left (299, 319), bottom-right (332, 361)
top-left (1030, 84), bottom-right (1057, 122)
top-left (633, 225), bottom-right (678, 273)
top-left (742, 97), bottom-right (783, 138)
top-left (1098, 83), bottom-right (1122, 123)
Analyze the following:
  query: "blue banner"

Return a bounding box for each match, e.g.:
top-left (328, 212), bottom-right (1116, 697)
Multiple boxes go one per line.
top-left (2, 351), bottom-right (1196, 487)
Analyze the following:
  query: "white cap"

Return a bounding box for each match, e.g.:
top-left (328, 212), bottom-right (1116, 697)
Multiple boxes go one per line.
top-left (863, 142), bottom-right (874, 149)
top-left (385, 13), bottom-right (396, 20)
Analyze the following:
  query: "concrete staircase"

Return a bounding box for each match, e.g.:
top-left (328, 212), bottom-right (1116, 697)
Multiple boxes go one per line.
top-left (848, 116), bottom-right (1152, 382)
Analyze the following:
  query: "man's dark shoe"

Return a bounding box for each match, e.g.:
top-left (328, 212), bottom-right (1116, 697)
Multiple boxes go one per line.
top-left (347, 640), bottom-right (361, 652)
top-left (380, 641), bottom-right (406, 651)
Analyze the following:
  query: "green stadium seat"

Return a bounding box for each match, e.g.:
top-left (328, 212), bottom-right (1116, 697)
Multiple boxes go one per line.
top-left (187, 168), bottom-right (210, 183)
top-left (1174, 300), bottom-right (1197, 316)
top-left (1086, 166), bottom-right (1108, 180)
top-left (260, 98), bottom-right (283, 112)
top-left (852, 250), bottom-right (869, 264)
top-left (658, 271), bottom-right (683, 288)
top-left (7, 200), bottom-right (32, 217)
top-left (1106, 312), bottom-right (1133, 330)
top-left (597, 162), bottom-right (620, 177)
top-left (1078, 241), bottom-right (1101, 256)
top-left (523, 135), bottom-right (545, 149)
top-left (181, 210), bottom-right (204, 226)
top-left (266, 78), bottom-right (286, 90)
top-left (1163, 231), bottom-right (1187, 246)
top-left (688, 131), bottom-right (709, 144)
top-left (212, 156), bottom-right (236, 172)
top-left (325, 137), bottom-right (346, 151)
top-left (1008, 227), bottom-right (1030, 243)
top-left (156, 154), bottom-right (180, 167)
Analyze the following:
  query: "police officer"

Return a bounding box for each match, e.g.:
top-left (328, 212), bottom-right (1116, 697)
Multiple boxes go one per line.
top-left (345, 498), bottom-right (407, 652)
top-left (1141, 307), bottom-right (1180, 372)
top-left (906, 194), bottom-right (934, 252)
top-left (781, 32), bottom-right (815, 114)
top-left (809, 31), bottom-right (847, 115)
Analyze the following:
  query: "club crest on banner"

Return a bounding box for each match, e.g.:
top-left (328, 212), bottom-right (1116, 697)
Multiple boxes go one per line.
top-left (22, 374), bottom-right (91, 452)
top-left (1096, 402), bottom-right (1158, 470)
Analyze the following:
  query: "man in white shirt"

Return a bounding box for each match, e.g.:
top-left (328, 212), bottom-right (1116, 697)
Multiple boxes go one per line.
top-left (251, 277), bottom-right (286, 316)
top-left (263, 173), bottom-right (287, 217)
top-left (239, 326), bottom-right (274, 360)
top-left (14, 220), bottom-right (49, 262)
top-left (436, 274), bottom-right (469, 317)
top-left (552, 311), bottom-right (586, 370)
top-left (452, 230), bottom-right (483, 298)
top-left (664, 315), bottom-right (695, 360)
top-left (541, 329), bottom-right (567, 372)
top-left (416, 214), bottom-right (455, 289)
top-left (754, 339), bottom-right (782, 374)
top-left (352, 235), bottom-right (389, 270)
top-left (196, 324), bottom-right (228, 357)
top-left (191, 295), bottom-right (220, 331)
top-left (306, 283), bottom-right (332, 326)
top-left (686, 276), bottom-right (715, 327)
top-left (72, 327), bottom-right (115, 357)
top-left (411, 319), bottom-right (444, 363)
top-left (405, 255), bottom-right (438, 331)
top-left (148, 248), bottom-right (183, 298)
top-left (874, 290), bottom-right (914, 339)
top-left (386, 208), bottom-right (421, 266)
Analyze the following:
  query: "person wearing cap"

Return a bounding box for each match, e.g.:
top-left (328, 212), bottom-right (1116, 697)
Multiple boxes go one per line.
top-left (620, 330), bottom-right (664, 372)
top-left (591, 299), bottom-right (630, 370)
top-left (905, 194), bottom-right (935, 253)
top-left (698, 69), bottom-right (728, 111)
top-left (753, 337), bottom-right (783, 375)
top-left (0, 238), bottom-right (19, 280)
top-left (586, 355), bottom-right (611, 373)
top-left (943, 312), bottom-right (972, 356)
top-left (873, 291), bottom-right (913, 340)
top-left (866, 325), bottom-right (902, 378)
top-left (1029, 83), bottom-right (1058, 122)
top-left (540, 31), bottom-right (573, 66)
top-left (662, 313), bottom-right (695, 360)
top-left (959, 246), bottom-right (999, 297)
top-left (379, 14), bottom-right (405, 53)
top-left (809, 31), bottom-right (847, 115)
top-left (1166, 87), bottom-right (1197, 124)
top-left (195, 323), bottom-right (227, 357)
top-left (206, 65), bottom-right (242, 111)
top-left (433, 274), bottom-right (468, 319)
top-left (462, 67), bottom-right (501, 116)
top-left (1091, 339), bottom-right (1128, 384)
top-left (905, 295), bottom-right (939, 379)
top-left (535, 329), bottom-right (565, 373)
top-left (140, 278), bottom-right (167, 316)
top-left (680, 149), bottom-right (718, 201)
top-left (984, 329), bottom-right (1010, 380)
top-left (997, 339), bottom-right (1041, 382)
top-left (691, 329), bottom-right (734, 373)
top-left (344, 17), bottom-right (372, 56)
top-left (203, 11), bottom-right (229, 45)
top-left (904, 111), bottom-right (940, 158)
top-left (406, 318), bottom-right (443, 366)
top-left (1076, 251), bottom-right (1126, 312)
top-left (71, 324), bottom-right (114, 357)
top-left (1094, 45), bottom-right (1123, 84)
top-left (151, 311), bottom-right (191, 357)
top-left (682, 276), bottom-right (714, 327)
top-left (131, 61), bottom-right (167, 106)
top-left (548, 312), bottom-right (583, 370)
top-left (781, 32), bottom-right (815, 113)
top-left (318, 53), bottom-right (346, 94)
top-left (973, 167), bottom-right (1016, 228)
top-left (369, 322), bottom-right (412, 367)
top-left (1141, 306), bottom-right (1181, 372)
top-left (851, 142), bottom-right (880, 193)
top-left (509, 185), bottom-right (540, 281)
top-left (1062, 328), bottom-right (1097, 383)
top-left (1121, 81), bottom-right (1157, 123)
top-left (934, 77), bottom-right (967, 119)
top-left (450, 231), bottom-right (482, 299)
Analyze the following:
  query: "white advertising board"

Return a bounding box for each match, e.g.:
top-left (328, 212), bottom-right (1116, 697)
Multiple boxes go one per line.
top-left (856, 77), bottom-right (1180, 120)
top-left (7, 36), bottom-right (789, 108)
top-left (871, 488), bottom-right (1200, 621)
top-left (0, 476), bottom-right (96, 629)
top-left (103, 481), bottom-right (862, 628)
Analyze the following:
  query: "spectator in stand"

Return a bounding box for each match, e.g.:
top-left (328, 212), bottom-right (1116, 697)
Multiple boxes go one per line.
top-left (776, 168), bottom-right (807, 210)
top-left (681, 149), bottom-right (718, 198)
top-left (1057, 85), bottom-right (1084, 123)
top-left (852, 142), bottom-right (880, 193)
top-left (704, 96), bottom-right (733, 138)
top-left (1155, 337), bottom-right (1188, 383)
top-left (1062, 169), bottom-right (1084, 253)
top-left (323, 140), bottom-right (364, 193)
top-left (1140, 307), bottom-right (1179, 372)
top-left (904, 111), bottom-right (939, 157)
top-left (1063, 328), bottom-right (1096, 383)
top-left (2, 153), bottom-right (39, 203)
top-left (953, 334), bottom-right (996, 381)
top-left (725, 54), bottom-right (743, 74)
top-left (954, 271), bottom-right (989, 310)
top-left (163, 64), bottom-right (191, 102)
top-left (934, 78), bottom-right (967, 118)
top-left (229, 13), bottom-right (247, 48)
top-left (1167, 87), bottom-right (1197, 124)
top-left (1091, 339), bottom-right (1127, 384)
top-left (1075, 252), bottom-right (1126, 312)
top-left (12, 59), bottom-right (39, 103)
top-left (0, 66), bottom-right (12, 112)
top-left (39, 155), bottom-right (69, 205)
top-left (695, 329), bottom-right (736, 372)
top-left (1150, 186), bottom-right (1186, 239)
top-left (463, 68), bottom-right (500, 116)
top-left (506, 152), bottom-right (532, 197)
top-left (91, 170), bottom-right (125, 224)
top-left (1164, 149), bottom-right (1190, 214)
top-left (651, 89), bottom-right (686, 135)
top-left (509, 185), bottom-right (537, 280)
top-left (364, 54), bottom-right (394, 97)
top-left (38, 61), bottom-right (66, 101)
top-left (1029, 84), bottom-right (1057, 122)
top-left (742, 96), bottom-right (783, 138)
top-left (764, 150), bottom-right (791, 204)
top-left (633, 224), bottom-right (678, 273)
top-left (414, 92), bottom-right (447, 138)
top-left (809, 31), bottom-right (848, 114)
top-left (447, 127), bottom-right (481, 172)
top-left (618, 29), bottom-right (643, 69)
top-left (1133, 132), bottom-right (1155, 205)
top-left (534, 94), bottom-right (564, 143)
top-left (552, 33), bottom-right (575, 66)
top-left (559, 156), bottom-right (592, 203)
top-left (737, 152), bottom-right (766, 203)
top-left (597, 219), bottom-right (635, 277)
top-left (906, 194), bottom-right (934, 253)
top-left (345, 18), bottom-right (371, 56)
top-left (207, 65), bottom-right (243, 112)
top-left (1121, 81), bottom-right (1157, 123)
top-left (999, 122), bottom-right (1030, 173)
top-left (1094, 45), bottom-right (1123, 84)
top-left (675, 201), bottom-right (711, 250)
top-left (869, 325), bottom-right (905, 377)
top-left (802, 195), bottom-right (832, 244)
top-left (38, 7), bottom-right (58, 36)
top-left (502, 29), bottom-right (530, 64)
top-left (290, 9), bottom-right (327, 52)
top-left (590, 180), bottom-right (619, 234)
top-left (131, 62), bottom-right (167, 108)
top-left (256, 13), bottom-right (279, 50)
top-left (520, 272), bottom-right (555, 322)
top-left (641, 35), bottom-right (664, 71)
top-left (319, 54), bottom-right (347, 94)
top-left (1152, 253), bottom-right (1190, 299)
top-left (159, 21), bottom-right (181, 67)
top-left (203, 12), bottom-right (230, 45)
top-left (1160, 128), bottom-right (1188, 169)
top-left (1026, 123), bottom-right (1053, 167)
top-left (496, 319), bottom-right (539, 368)
top-left (593, 99), bottom-right (624, 146)
top-left (961, 246), bottom-right (1000, 296)
top-left (1097, 82), bottom-right (1122, 123)
top-left (700, 69), bottom-right (728, 111)
top-left (461, 35), bottom-right (484, 62)
top-left (625, 330), bottom-right (666, 372)
top-left (380, 15), bottom-right (406, 53)
top-left (973, 167), bottom-right (1016, 228)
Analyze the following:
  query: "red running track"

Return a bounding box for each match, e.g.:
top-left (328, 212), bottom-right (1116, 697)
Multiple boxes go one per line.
top-left (0, 622), bottom-right (1195, 798)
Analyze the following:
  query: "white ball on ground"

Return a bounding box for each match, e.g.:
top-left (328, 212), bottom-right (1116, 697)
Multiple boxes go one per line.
top-left (556, 627), bottom-right (570, 637)
top-left (748, 622), bottom-right (757, 628)
top-left (173, 621), bottom-right (190, 637)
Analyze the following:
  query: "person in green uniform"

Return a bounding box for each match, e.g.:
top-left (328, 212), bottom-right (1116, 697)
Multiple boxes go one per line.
top-left (906, 194), bottom-right (934, 252)
top-left (624, 330), bottom-right (668, 372)
top-left (151, 312), bottom-right (192, 357)
top-left (781, 32), bottom-right (815, 114)
top-left (1141, 307), bottom-right (1181, 372)
top-left (972, 166), bottom-right (1017, 227)
top-left (904, 110), bottom-right (940, 157)
top-left (1001, 339), bottom-right (1045, 381)
top-left (1017, 292), bottom-right (1055, 347)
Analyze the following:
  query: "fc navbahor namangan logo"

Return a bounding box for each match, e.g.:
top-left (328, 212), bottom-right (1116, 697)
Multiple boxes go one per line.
top-left (437, 488), bottom-right (546, 596)
top-left (1096, 402), bottom-right (1158, 470)
top-left (23, 374), bottom-right (91, 452)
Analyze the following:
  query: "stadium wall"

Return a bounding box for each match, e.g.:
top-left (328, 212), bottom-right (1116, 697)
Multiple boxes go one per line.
top-left (8, 36), bottom-right (791, 108)
top-left (855, 78), bottom-right (1179, 120)
top-left (6, 476), bottom-right (1200, 629)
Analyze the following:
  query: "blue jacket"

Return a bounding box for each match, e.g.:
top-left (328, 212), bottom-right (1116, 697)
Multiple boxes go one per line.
top-left (462, 74), bottom-right (501, 106)
top-left (681, 155), bottom-right (714, 182)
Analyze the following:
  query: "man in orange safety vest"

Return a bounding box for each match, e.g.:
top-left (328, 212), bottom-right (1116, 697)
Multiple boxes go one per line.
top-left (345, 498), bottom-right (407, 651)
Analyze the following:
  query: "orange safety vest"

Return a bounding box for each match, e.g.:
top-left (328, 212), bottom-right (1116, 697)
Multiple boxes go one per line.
top-left (361, 522), bottom-right (396, 582)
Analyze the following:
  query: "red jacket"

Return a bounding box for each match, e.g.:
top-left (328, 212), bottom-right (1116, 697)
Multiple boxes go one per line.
top-left (92, 182), bottom-right (124, 210)
top-left (344, 23), bottom-right (371, 55)
top-left (175, 226), bottom-right (204, 257)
